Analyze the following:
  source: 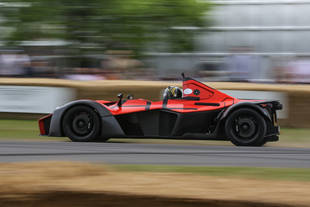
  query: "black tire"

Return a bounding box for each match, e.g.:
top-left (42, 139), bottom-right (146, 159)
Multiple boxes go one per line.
top-left (62, 105), bottom-right (101, 142)
top-left (225, 108), bottom-right (267, 146)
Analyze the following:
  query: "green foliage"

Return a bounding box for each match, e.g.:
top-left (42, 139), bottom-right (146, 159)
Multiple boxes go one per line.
top-left (0, 0), bottom-right (211, 54)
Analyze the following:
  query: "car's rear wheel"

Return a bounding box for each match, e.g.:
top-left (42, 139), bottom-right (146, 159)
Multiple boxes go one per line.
top-left (62, 105), bottom-right (101, 142)
top-left (225, 108), bottom-right (267, 146)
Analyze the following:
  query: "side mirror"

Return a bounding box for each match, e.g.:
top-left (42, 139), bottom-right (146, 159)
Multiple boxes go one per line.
top-left (117, 93), bottom-right (123, 107)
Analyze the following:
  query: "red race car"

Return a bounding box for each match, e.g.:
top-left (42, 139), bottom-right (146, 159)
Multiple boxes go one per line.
top-left (39, 74), bottom-right (282, 146)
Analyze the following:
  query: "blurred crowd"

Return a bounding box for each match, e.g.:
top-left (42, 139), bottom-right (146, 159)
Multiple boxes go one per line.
top-left (0, 50), bottom-right (155, 80)
top-left (1, 49), bottom-right (310, 83)
top-left (198, 46), bottom-right (310, 84)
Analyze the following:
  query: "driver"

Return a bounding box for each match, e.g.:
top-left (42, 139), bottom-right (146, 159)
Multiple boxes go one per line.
top-left (163, 86), bottom-right (183, 100)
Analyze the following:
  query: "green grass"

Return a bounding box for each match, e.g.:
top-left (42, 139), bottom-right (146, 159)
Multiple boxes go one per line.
top-left (112, 164), bottom-right (310, 182)
top-left (0, 119), bottom-right (310, 147)
top-left (0, 119), bottom-right (67, 141)
top-left (278, 128), bottom-right (310, 142)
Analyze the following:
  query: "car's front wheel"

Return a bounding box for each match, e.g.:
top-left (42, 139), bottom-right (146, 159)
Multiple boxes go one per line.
top-left (225, 108), bottom-right (267, 146)
top-left (62, 105), bottom-right (101, 142)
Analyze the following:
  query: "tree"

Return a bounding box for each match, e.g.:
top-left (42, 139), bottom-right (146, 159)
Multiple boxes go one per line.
top-left (0, 0), bottom-right (211, 56)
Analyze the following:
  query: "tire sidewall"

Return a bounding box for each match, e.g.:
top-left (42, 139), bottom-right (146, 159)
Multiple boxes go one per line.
top-left (225, 108), bottom-right (267, 146)
top-left (62, 105), bottom-right (101, 142)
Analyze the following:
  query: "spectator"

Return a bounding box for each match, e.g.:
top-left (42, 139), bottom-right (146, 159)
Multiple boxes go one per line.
top-left (224, 46), bottom-right (260, 82)
top-left (286, 57), bottom-right (310, 83)
top-left (0, 50), bottom-right (31, 77)
top-left (18, 53), bottom-right (32, 77)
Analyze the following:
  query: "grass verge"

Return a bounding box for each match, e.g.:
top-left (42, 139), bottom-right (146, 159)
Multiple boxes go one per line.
top-left (113, 164), bottom-right (310, 182)
top-left (0, 162), bottom-right (309, 207)
top-left (0, 119), bottom-right (66, 141)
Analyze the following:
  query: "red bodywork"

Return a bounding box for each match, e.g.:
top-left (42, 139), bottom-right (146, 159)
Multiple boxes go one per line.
top-left (96, 78), bottom-right (261, 114)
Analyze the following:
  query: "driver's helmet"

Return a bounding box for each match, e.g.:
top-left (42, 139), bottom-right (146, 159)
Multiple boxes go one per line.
top-left (163, 86), bottom-right (183, 99)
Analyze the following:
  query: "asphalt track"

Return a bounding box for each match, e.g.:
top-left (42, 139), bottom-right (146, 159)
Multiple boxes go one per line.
top-left (0, 141), bottom-right (310, 167)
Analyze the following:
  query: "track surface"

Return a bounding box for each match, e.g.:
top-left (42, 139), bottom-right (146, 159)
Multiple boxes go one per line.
top-left (0, 141), bottom-right (310, 167)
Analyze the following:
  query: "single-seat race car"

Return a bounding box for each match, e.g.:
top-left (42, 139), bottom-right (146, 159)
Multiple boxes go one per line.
top-left (39, 74), bottom-right (282, 146)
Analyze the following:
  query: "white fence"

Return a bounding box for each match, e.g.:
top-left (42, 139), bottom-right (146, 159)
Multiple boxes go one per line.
top-left (0, 86), bottom-right (75, 113)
